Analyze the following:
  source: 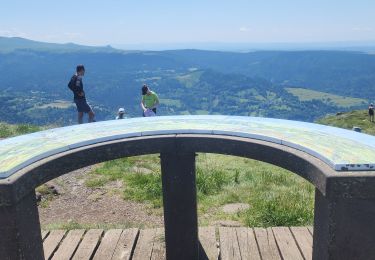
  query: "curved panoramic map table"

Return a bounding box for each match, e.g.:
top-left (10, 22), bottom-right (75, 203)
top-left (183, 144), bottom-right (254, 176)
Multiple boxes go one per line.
top-left (2, 115), bottom-right (375, 180)
top-left (1, 115), bottom-right (375, 260)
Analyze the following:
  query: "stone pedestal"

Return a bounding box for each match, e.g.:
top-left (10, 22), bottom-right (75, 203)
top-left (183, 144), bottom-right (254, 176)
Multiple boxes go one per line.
top-left (0, 190), bottom-right (44, 260)
top-left (313, 188), bottom-right (375, 260)
top-left (160, 151), bottom-right (199, 260)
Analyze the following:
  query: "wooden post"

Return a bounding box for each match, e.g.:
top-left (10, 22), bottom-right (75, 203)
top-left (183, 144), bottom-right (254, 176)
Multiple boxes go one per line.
top-left (160, 151), bottom-right (199, 260)
top-left (0, 190), bottom-right (44, 259)
top-left (313, 188), bottom-right (375, 260)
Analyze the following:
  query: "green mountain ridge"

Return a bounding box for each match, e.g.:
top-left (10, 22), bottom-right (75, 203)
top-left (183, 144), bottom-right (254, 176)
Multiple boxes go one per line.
top-left (317, 110), bottom-right (375, 135)
top-left (0, 36), bottom-right (121, 53)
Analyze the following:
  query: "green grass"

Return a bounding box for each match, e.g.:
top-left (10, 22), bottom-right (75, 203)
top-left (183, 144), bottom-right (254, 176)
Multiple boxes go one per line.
top-left (194, 110), bottom-right (209, 115)
top-left (317, 109), bottom-right (375, 135)
top-left (88, 154), bottom-right (314, 227)
top-left (285, 87), bottom-right (367, 107)
top-left (176, 71), bottom-right (203, 88)
top-left (42, 221), bottom-right (145, 231)
top-left (159, 98), bottom-right (182, 108)
top-left (124, 172), bottom-right (163, 207)
top-left (36, 100), bottom-right (74, 109)
top-left (0, 122), bottom-right (41, 138)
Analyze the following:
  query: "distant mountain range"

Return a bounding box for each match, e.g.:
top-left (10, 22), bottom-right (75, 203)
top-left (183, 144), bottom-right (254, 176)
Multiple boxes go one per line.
top-left (113, 41), bottom-right (375, 52)
top-left (0, 36), bottom-right (373, 125)
top-left (0, 36), bottom-right (121, 53)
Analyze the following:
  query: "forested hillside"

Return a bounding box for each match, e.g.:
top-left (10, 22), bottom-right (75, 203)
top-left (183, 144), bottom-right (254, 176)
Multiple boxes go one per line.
top-left (0, 37), bottom-right (373, 125)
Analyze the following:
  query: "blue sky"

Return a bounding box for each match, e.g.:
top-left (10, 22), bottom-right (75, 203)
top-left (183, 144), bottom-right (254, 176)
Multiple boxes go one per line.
top-left (1, 0), bottom-right (374, 47)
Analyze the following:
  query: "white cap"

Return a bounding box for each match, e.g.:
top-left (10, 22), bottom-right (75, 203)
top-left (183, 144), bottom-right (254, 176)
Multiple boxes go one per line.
top-left (118, 107), bottom-right (125, 113)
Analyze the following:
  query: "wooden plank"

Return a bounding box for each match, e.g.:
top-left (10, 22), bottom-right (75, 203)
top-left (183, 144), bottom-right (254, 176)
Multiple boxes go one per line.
top-left (112, 228), bottom-right (139, 260)
top-left (72, 229), bottom-right (103, 260)
top-left (52, 229), bottom-right (85, 260)
top-left (151, 228), bottom-right (166, 260)
top-left (132, 229), bottom-right (156, 260)
top-left (199, 227), bottom-right (218, 260)
top-left (308, 226), bottom-right (313, 235)
top-left (272, 227), bottom-right (303, 260)
top-left (253, 228), bottom-right (281, 260)
top-left (219, 227), bottom-right (241, 260)
top-left (93, 229), bottom-right (123, 260)
top-left (43, 229), bottom-right (67, 259)
top-left (41, 230), bottom-right (50, 241)
top-left (236, 227), bottom-right (261, 260)
top-left (290, 227), bottom-right (313, 260)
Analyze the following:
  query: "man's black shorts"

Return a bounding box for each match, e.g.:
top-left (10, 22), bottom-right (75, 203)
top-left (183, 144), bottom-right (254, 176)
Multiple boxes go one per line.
top-left (74, 98), bottom-right (92, 113)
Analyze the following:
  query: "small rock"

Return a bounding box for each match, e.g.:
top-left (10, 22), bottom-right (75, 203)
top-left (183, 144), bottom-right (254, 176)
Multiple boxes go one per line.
top-left (45, 183), bottom-right (61, 195)
top-left (35, 192), bottom-right (42, 202)
top-left (222, 203), bottom-right (250, 214)
top-left (132, 166), bottom-right (153, 174)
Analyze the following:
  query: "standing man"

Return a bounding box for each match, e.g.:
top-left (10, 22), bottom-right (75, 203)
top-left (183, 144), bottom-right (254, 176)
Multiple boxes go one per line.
top-left (141, 84), bottom-right (159, 117)
top-left (68, 65), bottom-right (95, 124)
top-left (369, 103), bottom-right (374, 122)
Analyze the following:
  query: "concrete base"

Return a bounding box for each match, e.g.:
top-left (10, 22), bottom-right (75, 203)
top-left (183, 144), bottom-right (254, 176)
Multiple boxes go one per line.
top-left (313, 188), bottom-right (375, 260)
top-left (0, 190), bottom-right (44, 260)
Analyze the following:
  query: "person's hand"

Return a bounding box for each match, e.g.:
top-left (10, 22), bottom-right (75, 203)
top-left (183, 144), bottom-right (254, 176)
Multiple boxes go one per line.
top-left (78, 92), bottom-right (84, 97)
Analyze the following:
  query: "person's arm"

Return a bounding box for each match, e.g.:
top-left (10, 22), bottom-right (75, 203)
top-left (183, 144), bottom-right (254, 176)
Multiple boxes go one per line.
top-left (140, 97), bottom-right (147, 111)
top-left (75, 77), bottom-right (85, 96)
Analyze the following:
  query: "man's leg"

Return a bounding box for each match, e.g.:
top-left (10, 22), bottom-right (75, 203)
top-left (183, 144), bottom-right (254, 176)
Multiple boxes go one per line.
top-left (78, 112), bottom-right (84, 124)
top-left (88, 110), bottom-right (95, 123)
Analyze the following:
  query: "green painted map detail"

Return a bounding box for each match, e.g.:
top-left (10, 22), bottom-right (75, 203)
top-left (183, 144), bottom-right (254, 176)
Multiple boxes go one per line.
top-left (1, 115), bottom-right (375, 179)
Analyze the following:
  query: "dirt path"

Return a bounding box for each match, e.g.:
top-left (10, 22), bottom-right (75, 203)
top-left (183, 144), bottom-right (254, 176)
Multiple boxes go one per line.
top-left (38, 165), bottom-right (164, 228)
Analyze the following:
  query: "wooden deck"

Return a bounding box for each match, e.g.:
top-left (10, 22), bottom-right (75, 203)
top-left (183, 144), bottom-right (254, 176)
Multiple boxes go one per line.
top-left (42, 226), bottom-right (313, 260)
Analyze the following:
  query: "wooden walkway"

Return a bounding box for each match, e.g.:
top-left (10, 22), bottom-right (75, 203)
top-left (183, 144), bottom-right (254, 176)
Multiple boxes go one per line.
top-left (42, 226), bottom-right (313, 260)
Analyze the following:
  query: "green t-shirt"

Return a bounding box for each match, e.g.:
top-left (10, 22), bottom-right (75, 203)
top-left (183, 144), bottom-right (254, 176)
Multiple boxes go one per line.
top-left (142, 91), bottom-right (159, 108)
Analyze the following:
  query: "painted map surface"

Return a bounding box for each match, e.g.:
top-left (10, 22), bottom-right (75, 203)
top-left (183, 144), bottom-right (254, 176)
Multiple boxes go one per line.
top-left (1, 115), bottom-right (375, 179)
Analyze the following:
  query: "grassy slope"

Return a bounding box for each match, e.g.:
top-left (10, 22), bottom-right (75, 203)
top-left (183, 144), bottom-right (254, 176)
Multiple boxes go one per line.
top-left (0, 122), bottom-right (41, 138)
top-left (285, 87), bottom-right (367, 107)
top-left (317, 109), bottom-right (375, 135)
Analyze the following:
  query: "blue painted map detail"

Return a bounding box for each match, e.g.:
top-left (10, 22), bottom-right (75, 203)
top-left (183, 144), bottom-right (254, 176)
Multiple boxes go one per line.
top-left (1, 115), bottom-right (375, 179)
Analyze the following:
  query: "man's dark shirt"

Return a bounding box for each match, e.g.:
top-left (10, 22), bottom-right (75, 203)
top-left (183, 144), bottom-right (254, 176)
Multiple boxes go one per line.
top-left (69, 75), bottom-right (85, 100)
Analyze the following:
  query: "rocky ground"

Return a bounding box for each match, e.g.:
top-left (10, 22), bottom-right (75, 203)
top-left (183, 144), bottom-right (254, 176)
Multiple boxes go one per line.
top-left (37, 165), bottom-right (250, 229)
top-left (37, 165), bottom-right (164, 229)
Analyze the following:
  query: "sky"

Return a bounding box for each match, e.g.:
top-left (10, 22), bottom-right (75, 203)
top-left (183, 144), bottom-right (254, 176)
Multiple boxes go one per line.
top-left (1, 0), bottom-right (375, 48)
